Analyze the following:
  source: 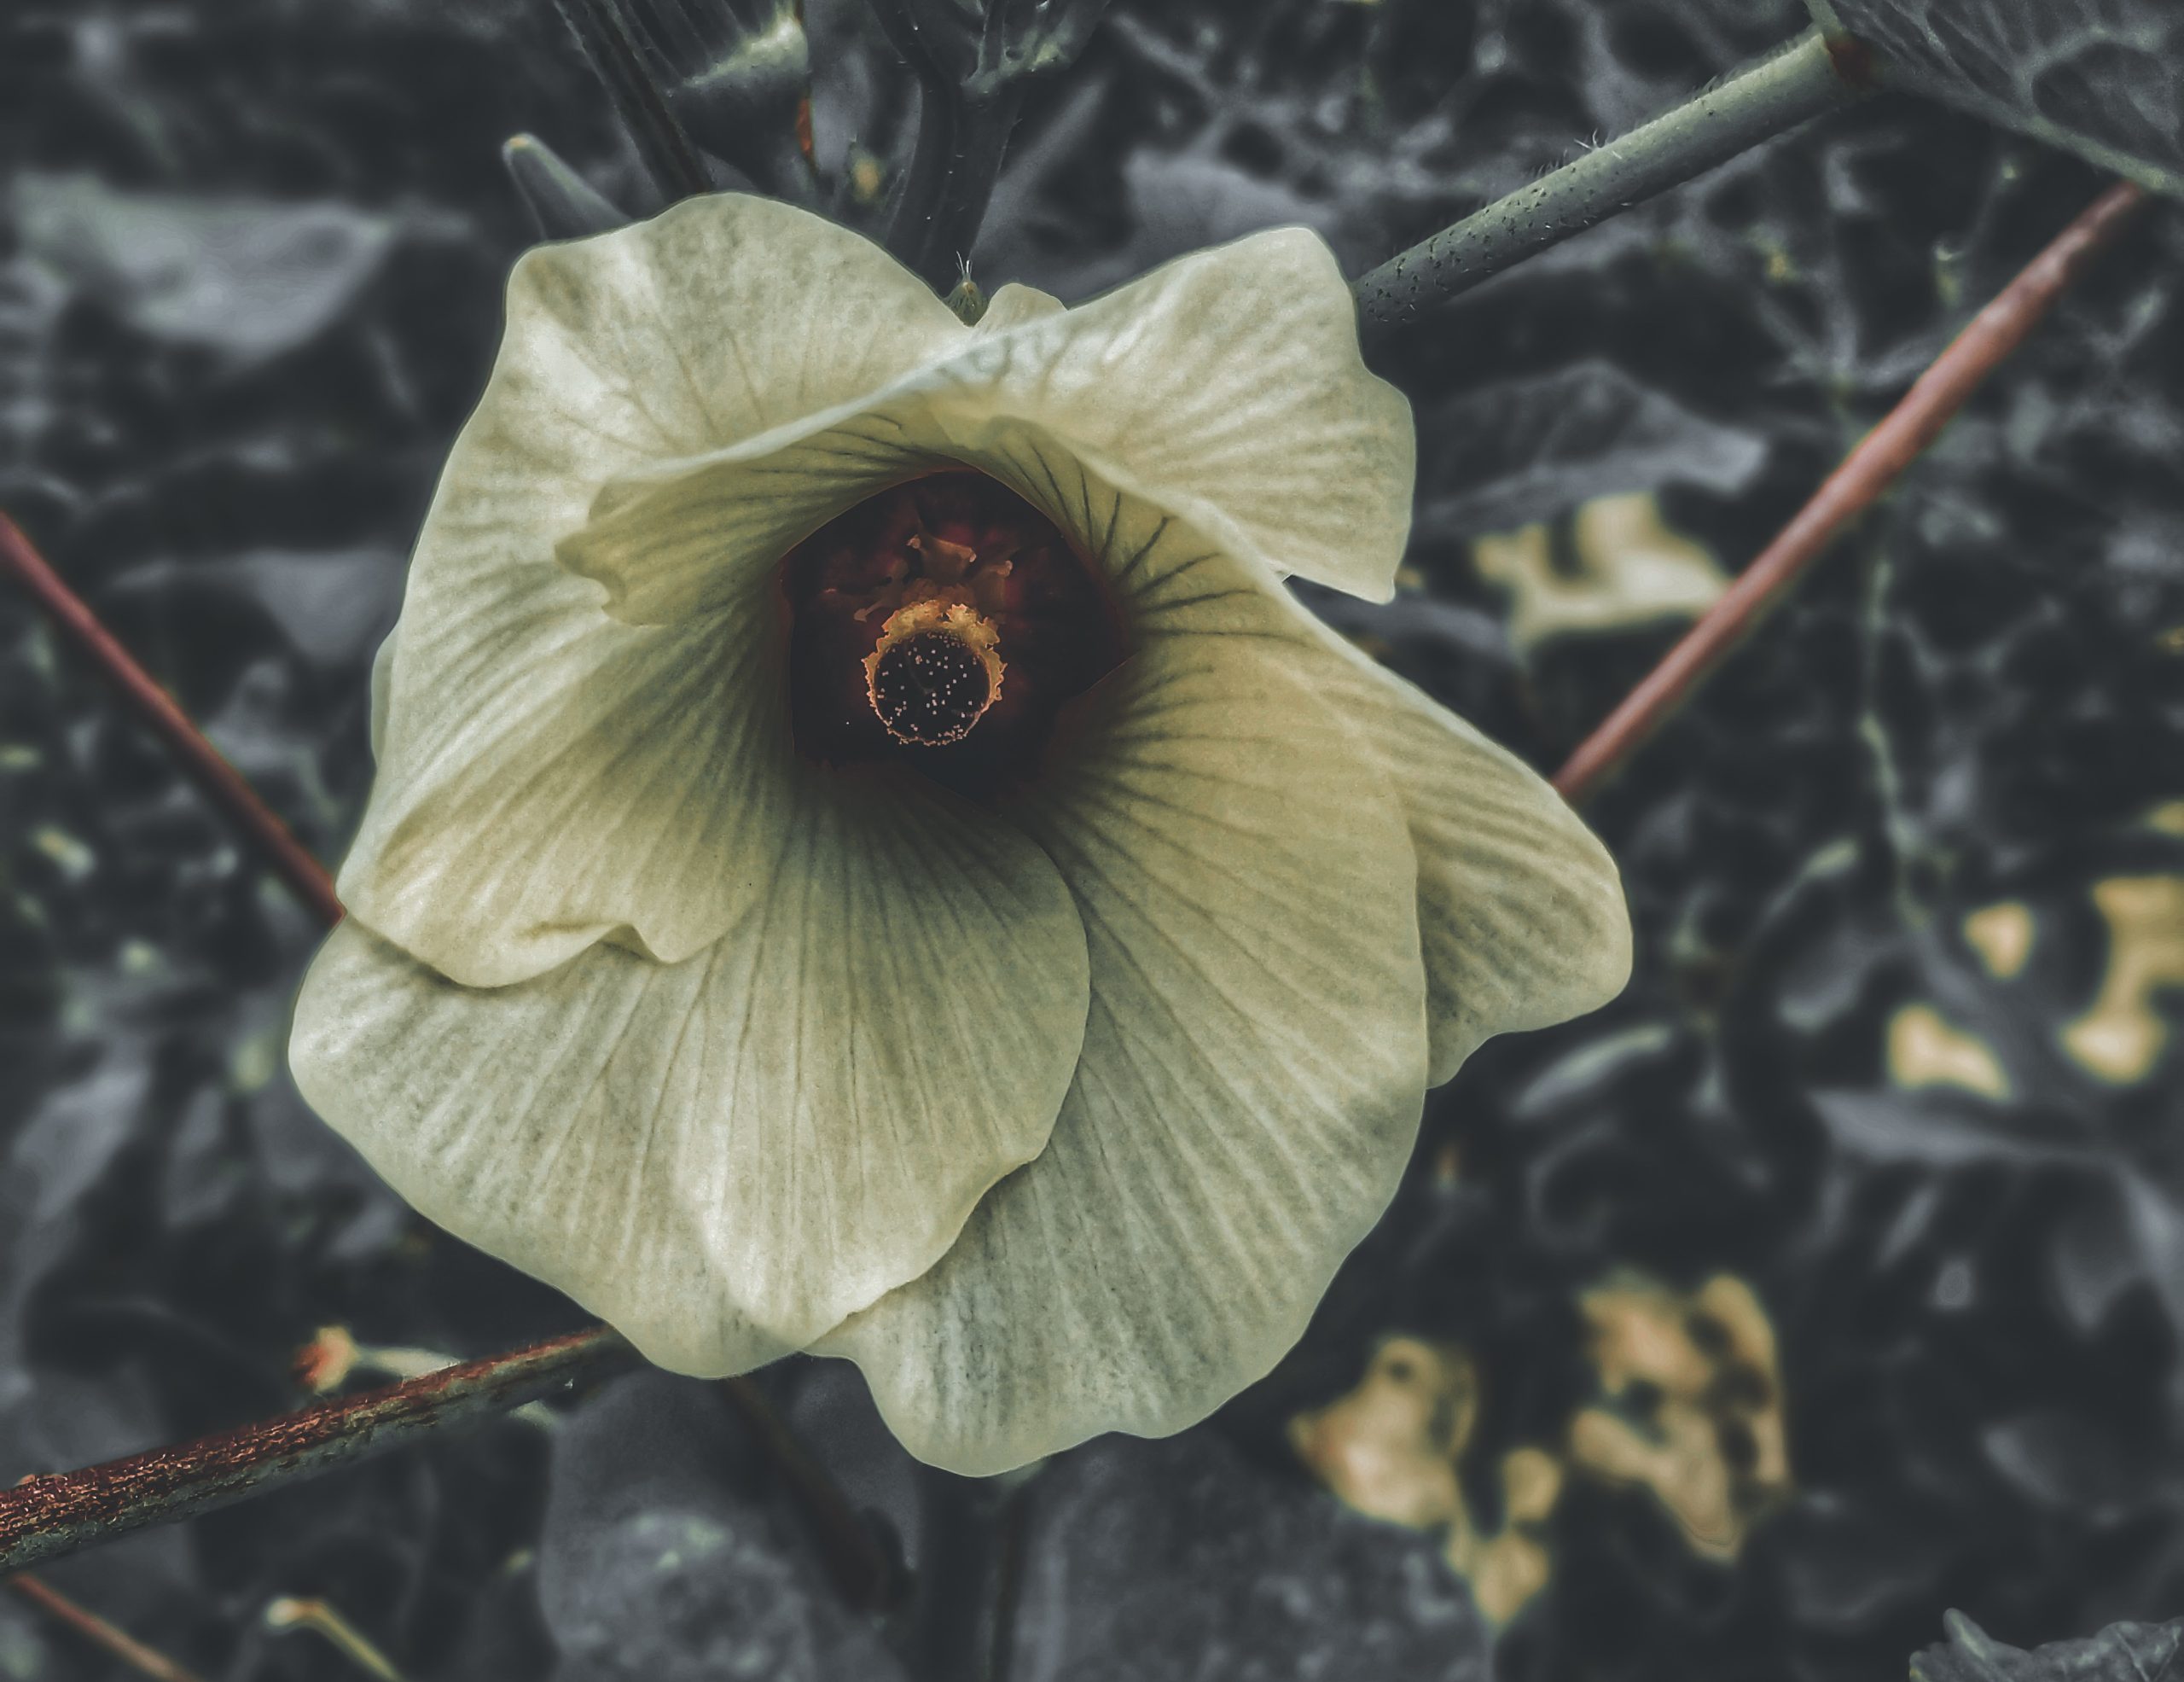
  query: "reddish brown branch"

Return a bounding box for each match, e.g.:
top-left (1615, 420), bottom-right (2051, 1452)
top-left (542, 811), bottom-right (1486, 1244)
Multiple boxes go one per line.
top-left (0, 514), bottom-right (346, 927)
top-left (6, 1574), bottom-right (208, 1682)
top-left (2, 518), bottom-right (890, 1605)
top-left (0, 1328), bottom-right (636, 1574)
top-left (1551, 179), bottom-right (2150, 805)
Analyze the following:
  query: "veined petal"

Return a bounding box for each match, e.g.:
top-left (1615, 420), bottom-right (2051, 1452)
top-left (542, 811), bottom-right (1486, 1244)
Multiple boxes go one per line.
top-left (561, 229), bottom-right (1410, 626)
top-left (1267, 621), bottom-right (1634, 1083)
top-left (293, 777), bottom-right (1089, 1373)
top-left (345, 193), bottom-right (967, 984)
top-left (972, 282), bottom-right (1068, 335)
top-left (820, 524), bottom-right (1433, 1475)
top-left (951, 226), bottom-right (1413, 602)
top-left (367, 625), bottom-right (396, 762)
top-left (343, 556), bottom-right (793, 988)
top-left (983, 443), bottom-right (1632, 1085)
top-left (490, 191), bottom-right (964, 462)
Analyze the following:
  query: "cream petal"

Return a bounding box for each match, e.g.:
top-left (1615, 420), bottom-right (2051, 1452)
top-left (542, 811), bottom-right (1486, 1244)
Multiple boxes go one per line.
top-left (554, 397), bottom-right (947, 627)
top-left (367, 624), bottom-right (396, 762)
top-left (561, 228), bottom-right (1410, 626)
top-left (972, 282), bottom-right (1068, 335)
top-left (346, 195), bottom-right (967, 985)
top-left (979, 439), bottom-right (1631, 1085)
top-left (1268, 621), bottom-right (1635, 1084)
top-left (954, 226), bottom-right (1414, 602)
top-left (819, 530), bottom-right (1434, 1475)
top-left (292, 776), bottom-right (1089, 1373)
top-left (342, 567), bottom-right (793, 988)
top-left (489, 191), bottom-right (964, 461)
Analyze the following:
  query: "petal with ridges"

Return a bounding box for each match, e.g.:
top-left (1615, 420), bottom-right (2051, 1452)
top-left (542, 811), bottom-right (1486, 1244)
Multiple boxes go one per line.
top-left (494, 191), bottom-right (964, 461)
top-left (979, 438), bottom-right (1630, 1087)
top-left (561, 228), bottom-right (1410, 626)
top-left (953, 225), bottom-right (1413, 602)
top-left (341, 562), bottom-right (792, 988)
top-left (1265, 620), bottom-right (1634, 1083)
top-left (346, 194), bottom-right (966, 984)
top-left (820, 520), bottom-right (1432, 1475)
top-left (293, 775), bottom-right (1089, 1373)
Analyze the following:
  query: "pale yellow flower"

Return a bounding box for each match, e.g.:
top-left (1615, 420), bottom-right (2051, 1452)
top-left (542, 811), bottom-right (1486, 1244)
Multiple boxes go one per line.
top-left (288, 194), bottom-right (1630, 1475)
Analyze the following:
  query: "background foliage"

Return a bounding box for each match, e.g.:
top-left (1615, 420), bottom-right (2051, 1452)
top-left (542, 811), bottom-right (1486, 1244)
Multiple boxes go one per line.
top-left (2, 0), bottom-right (2181, 1677)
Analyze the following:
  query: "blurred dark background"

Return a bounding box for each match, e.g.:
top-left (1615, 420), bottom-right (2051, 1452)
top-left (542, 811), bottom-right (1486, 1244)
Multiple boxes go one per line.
top-left (3, 1), bottom-right (2182, 1678)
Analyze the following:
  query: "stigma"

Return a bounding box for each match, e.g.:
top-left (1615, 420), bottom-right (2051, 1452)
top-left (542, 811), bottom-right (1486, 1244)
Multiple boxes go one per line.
top-left (779, 470), bottom-right (1129, 796)
top-left (864, 600), bottom-right (1005, 747)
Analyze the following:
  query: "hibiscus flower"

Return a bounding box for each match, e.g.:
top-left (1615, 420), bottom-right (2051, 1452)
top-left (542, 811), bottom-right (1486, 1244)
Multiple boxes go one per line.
top-left (288, 192), bottom-right (1629, 1475)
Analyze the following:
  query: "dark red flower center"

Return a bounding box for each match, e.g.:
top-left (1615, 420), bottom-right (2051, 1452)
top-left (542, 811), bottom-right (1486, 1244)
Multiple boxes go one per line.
top-left (780, 470), bottom-right (1130, 797)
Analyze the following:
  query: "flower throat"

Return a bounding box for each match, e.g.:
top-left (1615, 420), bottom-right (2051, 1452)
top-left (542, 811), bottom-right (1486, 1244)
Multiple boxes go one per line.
top-left (780, 472), bottom-right (1128, 797)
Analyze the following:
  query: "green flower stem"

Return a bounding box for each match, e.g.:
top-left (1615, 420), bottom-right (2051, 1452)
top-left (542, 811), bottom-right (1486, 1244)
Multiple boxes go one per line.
top-left (888, 79), bottom-right (1023, 295)
top-left (985, 1481), bottom-right (1033, 1682)
top-left (0, 1329), bottom-right (639, 1575)
top-left (910, 1466), bottom-right (1011, 1682)
top-left (1352, 26), bottom-right (1875, 345)
top-left (722, 1376), bottom-right (903, 1612)
top-left (871, 0), bottom-right (1025, 296)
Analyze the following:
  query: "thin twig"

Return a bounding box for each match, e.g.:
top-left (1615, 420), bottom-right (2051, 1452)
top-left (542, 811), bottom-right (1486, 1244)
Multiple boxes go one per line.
top-left (1550, 180), bottom-right (2150, 805)
top-left (0, 1329), bottom-right (638, 1574)
top-left (722, 1376), bottom-right (900, 1612)
top-left (5, 1574), bottom-right (207, 1682)
top-left (264, 1597), bottom-right (407, 1681)
top-left (1352, 27), bottom-right (1874, 346)
top-left (0, 515), bottom-right (346, 928)
top-left (3, 541), bottom-right (890, 1605)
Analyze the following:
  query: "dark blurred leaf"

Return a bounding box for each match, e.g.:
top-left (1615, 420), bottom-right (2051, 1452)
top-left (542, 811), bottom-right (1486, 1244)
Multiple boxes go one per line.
top-left (538, 1371), bottom-right (903, 1682)
top-left (1911, 1610), bottom-right (2184, 1680)
top-left (1811, 0), bottom-right (2184, 195)
top-left (0, 1039), bottom-right (150, 1373)
top-left (12, 173), bottom-right (404, 364)
top-left (109, 549), bottom-right (405, 666)
top-left (1005, 1430), bottom-right (1490, 1682)
top-left (1414, 362), bottom-right (1769, 542)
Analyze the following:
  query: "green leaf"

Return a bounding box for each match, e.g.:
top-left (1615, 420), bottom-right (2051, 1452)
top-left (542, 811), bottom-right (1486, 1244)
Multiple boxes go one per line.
top-left (1808, 0), bottom-right (2183, 195)
top-left (1911, 1610), bottom-right (2184, 1680)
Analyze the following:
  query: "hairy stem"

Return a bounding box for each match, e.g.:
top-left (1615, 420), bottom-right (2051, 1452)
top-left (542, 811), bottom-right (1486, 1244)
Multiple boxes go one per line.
top-left (888, 77), bottom-right (1022, 294)
top-left (0, 1329), bottom-right (638, 1574)
top-left (0, 515), bottom-right (346, 928)
top-left (1551, 180), bottom-right (2150, 805)
top-left (1353, 27), bottom-right (1874, 345)
top-left (866, 0), bottom-right (1039, 294)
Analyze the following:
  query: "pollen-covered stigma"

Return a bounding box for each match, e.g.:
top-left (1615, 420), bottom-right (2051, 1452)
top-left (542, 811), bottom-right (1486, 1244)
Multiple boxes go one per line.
top-left (866, 600), bottom-right (1005, 746)
top-left (780, 469), bottom-right (1126, 794)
